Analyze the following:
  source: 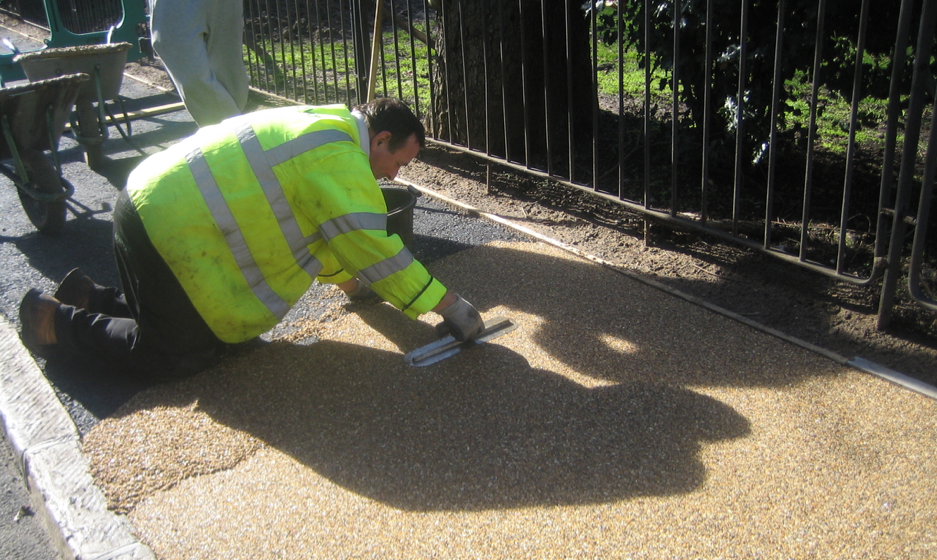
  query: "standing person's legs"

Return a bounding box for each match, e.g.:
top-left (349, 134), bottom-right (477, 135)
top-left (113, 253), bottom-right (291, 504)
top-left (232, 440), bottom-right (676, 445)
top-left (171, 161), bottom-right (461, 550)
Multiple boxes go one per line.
top-left (205, 0), bottom-right (249, 115)
top-left (51, 190), bottom-right (221, 379)
top-left (149, 0), bottom-right (248, 127)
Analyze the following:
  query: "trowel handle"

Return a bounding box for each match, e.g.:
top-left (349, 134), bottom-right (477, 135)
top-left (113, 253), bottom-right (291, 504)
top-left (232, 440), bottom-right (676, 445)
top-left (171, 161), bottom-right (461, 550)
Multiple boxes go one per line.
top-left (2, 38), bottom-right (19, 55)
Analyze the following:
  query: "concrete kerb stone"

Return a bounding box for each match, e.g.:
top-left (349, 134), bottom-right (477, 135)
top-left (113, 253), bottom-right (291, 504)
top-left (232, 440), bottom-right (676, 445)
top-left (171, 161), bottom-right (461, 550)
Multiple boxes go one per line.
top-left (0, 315), bottom-right (155, 560)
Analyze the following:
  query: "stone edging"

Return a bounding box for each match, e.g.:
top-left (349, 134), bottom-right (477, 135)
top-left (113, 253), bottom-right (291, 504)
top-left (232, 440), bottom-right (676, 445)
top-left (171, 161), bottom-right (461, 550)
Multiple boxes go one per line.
top-left (0, 315), bottom-right (155, 560)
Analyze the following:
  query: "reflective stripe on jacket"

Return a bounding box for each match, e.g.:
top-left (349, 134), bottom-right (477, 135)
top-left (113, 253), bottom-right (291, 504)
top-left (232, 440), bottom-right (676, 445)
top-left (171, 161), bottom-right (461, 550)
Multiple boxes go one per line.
top-left (126, 104), bottom-right (447, 343)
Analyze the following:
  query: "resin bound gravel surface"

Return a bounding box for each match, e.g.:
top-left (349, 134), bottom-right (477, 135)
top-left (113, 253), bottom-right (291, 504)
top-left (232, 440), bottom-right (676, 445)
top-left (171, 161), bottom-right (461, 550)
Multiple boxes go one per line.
top-left (0, 43), bottom-right (931, 557)
top-left (84, 241), bottom-right (937, 560)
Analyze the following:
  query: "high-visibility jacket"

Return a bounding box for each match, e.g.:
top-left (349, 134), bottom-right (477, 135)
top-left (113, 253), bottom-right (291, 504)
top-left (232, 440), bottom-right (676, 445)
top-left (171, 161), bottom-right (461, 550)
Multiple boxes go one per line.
top-left (125, 104), bottom-right (447, 343)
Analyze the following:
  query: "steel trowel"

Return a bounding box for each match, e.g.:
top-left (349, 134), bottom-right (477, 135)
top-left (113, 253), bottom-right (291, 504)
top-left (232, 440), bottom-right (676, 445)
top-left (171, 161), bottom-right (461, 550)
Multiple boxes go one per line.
top-left (404, 317), bottom-right (517, 366)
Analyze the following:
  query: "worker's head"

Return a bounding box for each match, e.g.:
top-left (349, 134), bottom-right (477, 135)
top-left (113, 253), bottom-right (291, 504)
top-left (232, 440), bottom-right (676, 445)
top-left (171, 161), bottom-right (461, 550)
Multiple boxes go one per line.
top-left (355, 98), bottom-right (425, 180)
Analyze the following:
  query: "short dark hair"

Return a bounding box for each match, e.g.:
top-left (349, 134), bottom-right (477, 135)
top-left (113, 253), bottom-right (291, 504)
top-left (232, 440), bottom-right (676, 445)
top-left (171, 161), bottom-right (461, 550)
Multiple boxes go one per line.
top-left (354, 97), bottom-right (426, 152)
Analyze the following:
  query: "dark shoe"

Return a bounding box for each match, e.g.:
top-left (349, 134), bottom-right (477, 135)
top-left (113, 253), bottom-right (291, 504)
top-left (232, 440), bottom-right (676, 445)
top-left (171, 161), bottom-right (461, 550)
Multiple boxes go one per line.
top-left (19, 289), bottom-right (60, 357)
top-left (54, 268), bottom-right (96, 309)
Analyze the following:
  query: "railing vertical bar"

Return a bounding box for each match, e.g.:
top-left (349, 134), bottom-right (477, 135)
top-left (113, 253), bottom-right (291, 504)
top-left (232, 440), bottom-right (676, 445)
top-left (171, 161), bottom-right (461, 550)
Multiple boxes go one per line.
top-left (379, 3), bottom-right (389, 98)
top-left (700, 0), bottom-right (714, 225)
top-left (799, 0), bottom-right (827, 262)
top-left (348, 0), bottom-right (360, 105)
top-left (765, 0), bottom-right (785, 249)
top-left (280, 0), bottom-right (292, 100)
top-left (541, 0), bottom-right (553, 175)
top-left (307, 0), bottom-right (323, 104)
top-left (264, 0), bottom-right (277, 95)
top-left (874, 0), bottom-right (914, 270)
top-left (244, 0), bottom-right (261, 92)
top-left (498, 1), bottom-right (510, 161)
top-left (287, 0), bottom-right (300, 101)
top-left (325, 0), bottom-right (340, 103)
top-left (338, 0), bottom-right (351, 106)
top-left (907, 92), bottom-right (937, 310)
top-left (643, 0), bottom-right (650, 209)
top-left (258, 0), bottom-right (270, 95)
top-left (458, 1), bottom-right (470, 149)
top-left (481, 1), bottom-right (491, 156)
top-left (423, 0), bottom-right (436, 137)
top-left (519, 0), bottom-right (531, 166)
top-left (274, 0), bottom-right (288, 98)
top-left (313, 0), bottom-right (333, 102)
top-left (591, 2), bottom-right (598, 190)
top-left (835, 0), bottom-right (870, 274)
top-left (566, 0), bottom-right (576, 181)
top-left (342, 0), bottom-right (353, 105)
top-left (405, 0), bottom-right (419, 117)
top-left (670, 0), bottom-right (679, 214)
top-left (617, 3), bottom-right (624, 199)
top-left (295, 0), bottom-right (309, 103)
top-left (369, 0), bottom-right (378, 99)
top-left (368, 0), bottom-right (378, 100)
top-left (390, 0), bottom-right (403, 100)
top-left (878, 0), bottom-right (937, 328)
top-left (440, 0), bottom-right (453, 141)
top-left (351, 0), bottom-right (368, 103)
top-left (732, 0), bottom-right (748, 235)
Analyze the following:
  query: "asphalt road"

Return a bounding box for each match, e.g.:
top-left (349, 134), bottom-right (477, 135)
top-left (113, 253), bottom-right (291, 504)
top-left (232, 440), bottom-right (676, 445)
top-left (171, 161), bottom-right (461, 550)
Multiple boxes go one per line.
top-left (0, 74), bottom-right (521, 556)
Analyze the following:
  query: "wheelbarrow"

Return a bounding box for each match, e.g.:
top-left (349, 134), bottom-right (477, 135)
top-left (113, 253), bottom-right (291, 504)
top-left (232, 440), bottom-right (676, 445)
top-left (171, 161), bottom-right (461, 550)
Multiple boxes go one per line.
top-left (15, 42), bottom-right (133, 169)
top-left (0, 73), bottom-right (87, 234)
top-left (0, 0), bottom-right (148, 85)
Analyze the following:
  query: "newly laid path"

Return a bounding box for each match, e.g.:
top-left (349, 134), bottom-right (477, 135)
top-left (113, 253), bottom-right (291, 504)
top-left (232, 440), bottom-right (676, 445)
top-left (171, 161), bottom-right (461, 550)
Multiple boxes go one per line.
top-left (0, 63), bottom-right (935, 560)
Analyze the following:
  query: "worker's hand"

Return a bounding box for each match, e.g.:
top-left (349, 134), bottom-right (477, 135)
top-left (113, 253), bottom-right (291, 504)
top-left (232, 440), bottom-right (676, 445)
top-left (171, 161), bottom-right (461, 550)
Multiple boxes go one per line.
top-left (345, 279), bottom-right (381, 301)
top-left (436, 295), bottom-right (485, 341)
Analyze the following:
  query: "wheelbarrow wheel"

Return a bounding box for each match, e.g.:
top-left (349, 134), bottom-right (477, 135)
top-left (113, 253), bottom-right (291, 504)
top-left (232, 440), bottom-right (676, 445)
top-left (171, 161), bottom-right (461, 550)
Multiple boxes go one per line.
top-left (16, 149), bottom-right (67, 235)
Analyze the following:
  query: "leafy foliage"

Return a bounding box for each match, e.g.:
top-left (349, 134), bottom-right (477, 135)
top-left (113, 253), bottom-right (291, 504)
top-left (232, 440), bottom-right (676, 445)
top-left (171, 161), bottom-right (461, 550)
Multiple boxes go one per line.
top-left (592, 0), bottom-right (918, 170)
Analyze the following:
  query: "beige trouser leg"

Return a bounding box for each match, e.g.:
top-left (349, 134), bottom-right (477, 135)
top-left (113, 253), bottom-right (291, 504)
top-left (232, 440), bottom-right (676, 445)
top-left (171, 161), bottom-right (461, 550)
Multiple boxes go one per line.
top-left (149, 0), bottom-right (249, 127)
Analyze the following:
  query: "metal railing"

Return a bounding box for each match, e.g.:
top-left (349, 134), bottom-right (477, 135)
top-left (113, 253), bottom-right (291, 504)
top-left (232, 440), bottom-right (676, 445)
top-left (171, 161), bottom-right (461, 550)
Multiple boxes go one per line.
top-left (244, 0), bottom-right (928, 330)
top-left (0, 0), bottom-right (49, 26)
top-left (7, 0), bottom-right (936, 329)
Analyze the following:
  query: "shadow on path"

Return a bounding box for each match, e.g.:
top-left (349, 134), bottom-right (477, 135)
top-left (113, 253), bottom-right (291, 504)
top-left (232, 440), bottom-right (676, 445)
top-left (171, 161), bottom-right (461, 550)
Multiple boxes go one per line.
top-left (86, 242), bottom-right (844, 512)
top-left (111, 337), bottom-right (751, 512)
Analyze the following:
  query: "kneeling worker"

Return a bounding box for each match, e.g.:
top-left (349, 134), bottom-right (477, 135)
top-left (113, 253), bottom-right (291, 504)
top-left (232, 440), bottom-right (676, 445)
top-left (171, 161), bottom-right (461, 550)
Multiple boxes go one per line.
top-left (19, 98), bottom-right (485, 378)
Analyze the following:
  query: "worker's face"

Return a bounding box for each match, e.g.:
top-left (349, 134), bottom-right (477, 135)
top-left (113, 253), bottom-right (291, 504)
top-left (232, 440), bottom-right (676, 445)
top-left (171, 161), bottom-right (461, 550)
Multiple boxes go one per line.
top-left (369, 132), bottom-right (421, 180)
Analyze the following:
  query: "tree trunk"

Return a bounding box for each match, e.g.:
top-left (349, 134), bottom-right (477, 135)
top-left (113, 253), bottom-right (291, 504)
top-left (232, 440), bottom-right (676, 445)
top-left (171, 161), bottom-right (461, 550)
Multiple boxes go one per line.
top-left (428, 0), bottom-right (595, 172)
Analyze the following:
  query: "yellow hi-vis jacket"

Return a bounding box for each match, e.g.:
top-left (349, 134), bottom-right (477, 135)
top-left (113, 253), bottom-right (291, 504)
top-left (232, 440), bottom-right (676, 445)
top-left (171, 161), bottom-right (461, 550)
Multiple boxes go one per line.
top-left (125, 104), bottom-right (447, 343)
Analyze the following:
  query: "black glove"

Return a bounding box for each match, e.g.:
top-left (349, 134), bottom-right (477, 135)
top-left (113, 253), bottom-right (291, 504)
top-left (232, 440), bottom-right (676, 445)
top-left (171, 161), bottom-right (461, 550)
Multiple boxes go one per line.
top-left (436, 295), bottom-right (485, 341)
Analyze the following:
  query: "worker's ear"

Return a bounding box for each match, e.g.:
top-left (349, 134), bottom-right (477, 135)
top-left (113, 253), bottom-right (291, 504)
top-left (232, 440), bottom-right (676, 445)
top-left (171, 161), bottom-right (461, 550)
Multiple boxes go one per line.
top-left (371, 130), bottom-right (393, 152)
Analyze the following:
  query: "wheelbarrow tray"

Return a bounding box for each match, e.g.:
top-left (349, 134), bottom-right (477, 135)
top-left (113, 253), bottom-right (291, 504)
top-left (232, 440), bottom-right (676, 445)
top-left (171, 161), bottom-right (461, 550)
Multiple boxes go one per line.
top-left (15, 42), bottom-right (131, 104)
top-left (0, 73), bottom-right (88, 160)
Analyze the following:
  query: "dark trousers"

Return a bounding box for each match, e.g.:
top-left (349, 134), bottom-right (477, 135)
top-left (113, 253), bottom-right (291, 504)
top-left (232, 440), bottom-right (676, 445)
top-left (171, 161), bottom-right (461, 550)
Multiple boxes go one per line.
top-left (53, 189), bottom-right (221, 379)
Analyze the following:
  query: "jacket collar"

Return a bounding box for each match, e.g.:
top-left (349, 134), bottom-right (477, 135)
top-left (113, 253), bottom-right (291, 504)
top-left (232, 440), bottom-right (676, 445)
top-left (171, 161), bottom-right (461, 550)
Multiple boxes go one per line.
top-left (350, 110), bottom-right (370, 156)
